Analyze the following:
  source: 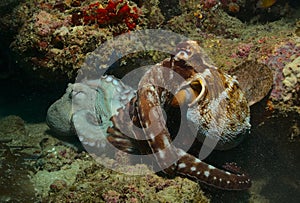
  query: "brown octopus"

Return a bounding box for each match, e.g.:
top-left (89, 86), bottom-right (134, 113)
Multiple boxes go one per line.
top-left (106, 40), bottom-right (273, 190)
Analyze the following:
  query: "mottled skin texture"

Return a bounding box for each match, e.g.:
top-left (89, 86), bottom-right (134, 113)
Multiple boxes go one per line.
top-left (47, 41), bottom-right (273, 190)
top-left (108, 41), bottom-right (251, 190)
top-left (47, 76), bottom-right (136, 152)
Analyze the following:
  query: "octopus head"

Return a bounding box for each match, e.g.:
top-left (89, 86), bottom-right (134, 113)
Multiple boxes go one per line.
top-left (170, 41), bottom-right (251, 151)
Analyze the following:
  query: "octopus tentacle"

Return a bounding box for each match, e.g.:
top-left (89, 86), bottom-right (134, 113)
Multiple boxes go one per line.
top-left (136, 85), bottom-right (180, 170)
top-left (135, 83), bottom-right (251, 190)
top-left (175, 149), bottom-right (251, 190)
top-left (128, 40), bottom-right (252, 190)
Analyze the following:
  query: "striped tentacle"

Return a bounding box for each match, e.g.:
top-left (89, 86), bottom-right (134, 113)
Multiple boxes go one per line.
top-left (175, 149), bottom-right (251, 190)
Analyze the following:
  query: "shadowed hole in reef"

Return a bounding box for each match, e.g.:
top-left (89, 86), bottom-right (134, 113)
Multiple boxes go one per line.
top-left (200, 102), bottom-right (300, 203)
top-left (0, 74), bottom-right (67, 123)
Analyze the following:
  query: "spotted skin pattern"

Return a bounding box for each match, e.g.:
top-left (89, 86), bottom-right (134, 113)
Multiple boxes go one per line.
top-left (108, 41), bottom-right (252, 190)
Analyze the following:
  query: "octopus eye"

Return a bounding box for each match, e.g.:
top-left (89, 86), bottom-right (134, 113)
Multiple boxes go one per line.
top-left (172, 75), bottom-right (208, 108)
top-left (85, 110), bottom-right (102, 126)
top-left (190, 80), bottom-right (202, 96)
top-left (174, 48), bottom-right (192, 61)
top-left (72, 91), bottom-right (86, 100)
top-left (171, 78), bottom-right (206, 107)
top-left (188, 78), bottom-right (206, 107)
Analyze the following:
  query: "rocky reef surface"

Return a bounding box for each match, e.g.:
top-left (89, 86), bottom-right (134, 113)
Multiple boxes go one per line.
top-left (1, 0), bottom-right (300, 111)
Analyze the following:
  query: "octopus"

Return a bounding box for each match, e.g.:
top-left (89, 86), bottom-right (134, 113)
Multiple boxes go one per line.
top-left (47, 40), bottom-right (273, 190)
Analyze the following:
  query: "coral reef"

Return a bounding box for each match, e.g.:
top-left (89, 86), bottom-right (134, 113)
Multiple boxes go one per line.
top-left (44, 161), bottom-right (209, 202)
top-left (0, 116), bottom-right (37, 202)
top-left (79, 0), bottom-right (141, 31)
top-left (139, 0), bottom-right (165, 28)
top-left (261, 41), bottom-right (300, 103)
top-left (168, 0), bottom-right (246, 38)
top-left (3, 0), bottom-right (299, 111)
top-left (5, 0), bottom-right (143, 80)
top-left (231, 43), bottom-right (253, 58)
top-left (282, 56), bottom-right (300, 104)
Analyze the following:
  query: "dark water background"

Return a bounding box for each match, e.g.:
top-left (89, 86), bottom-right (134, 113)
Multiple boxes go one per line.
top-left (205, 103), bottom-right (300, 202)
top-left (0, 76), bottom-right (66, 123)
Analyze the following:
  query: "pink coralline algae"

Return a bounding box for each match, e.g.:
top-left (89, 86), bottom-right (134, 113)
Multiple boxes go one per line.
top-left (231, 43), bottom-right (253, 58)
top-left (34, 10), bottom-right (70, 36)
top-left (261, 41), bottom-right (300, 101)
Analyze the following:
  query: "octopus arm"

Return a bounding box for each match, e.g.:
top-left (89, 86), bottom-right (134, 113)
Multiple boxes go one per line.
top-left (175, 149), bottom-right (251, 190)
top-left (136, 84), bottom-right (251, 190)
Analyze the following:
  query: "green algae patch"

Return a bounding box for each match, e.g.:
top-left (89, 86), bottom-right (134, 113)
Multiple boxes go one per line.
top-left (31, 160), bottom-right (91, 198)
top-left (44, 160), bottom-right (210, 202)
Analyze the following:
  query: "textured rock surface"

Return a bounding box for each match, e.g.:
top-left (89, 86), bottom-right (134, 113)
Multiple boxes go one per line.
top-left (282, 56), bottom-right (300, 103)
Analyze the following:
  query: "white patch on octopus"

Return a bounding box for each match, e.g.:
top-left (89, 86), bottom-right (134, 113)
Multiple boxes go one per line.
top-left (150, 108), bottom-right (160, 119)
top-left (204, 171), bottom-right (210, 177)
top-left (149, 133), bottom-right (155, 140)
top-left (120, 94), bottom-right (128, 100)
top-left (162, 135), bottom-right (170, 148)
top-left (208, 165), bottom-right (216, 170)
top-left (112, 79), bottom-right (119, 86)
top-left (158, 150), bottom-right (165, 159)
top-left (177, 149), bottom-right (187, 157)
top-left (147, 92), bottom-right (155, 103)
top-left (174, 50), bottom-right (189, 61)
top-left (201, 68), bottom-right (212, 79)
top-left (123, 89), bottom-right (131, 94)
top-left (105, 75), bottom-right (113, 82)
top-left (87, 141), bottom-right (96, 147)
top-left (116, 86), bottom-right (123, 93)
top-left (178, 163), bottom-right (186, 169)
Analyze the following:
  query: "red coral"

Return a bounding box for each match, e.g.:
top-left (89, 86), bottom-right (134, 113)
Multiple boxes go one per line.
top-left (77, 0), bottom-right (141, 32)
